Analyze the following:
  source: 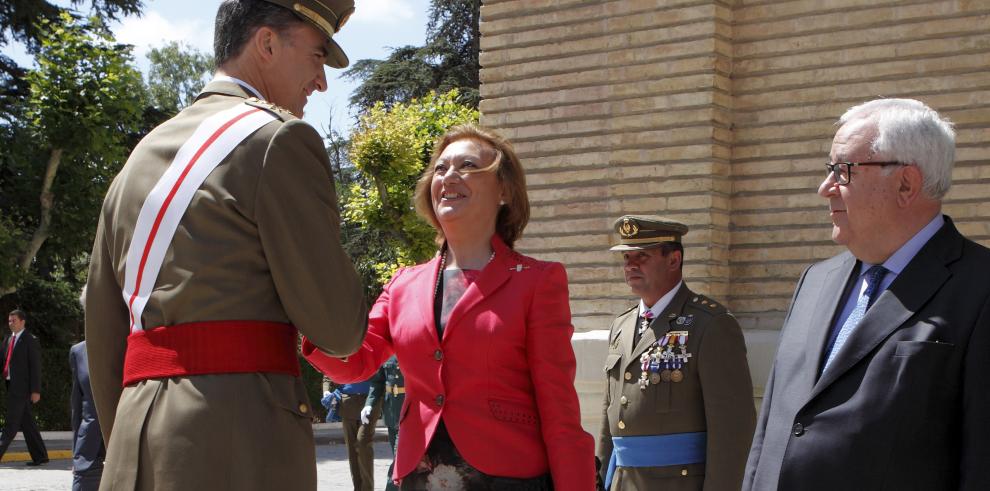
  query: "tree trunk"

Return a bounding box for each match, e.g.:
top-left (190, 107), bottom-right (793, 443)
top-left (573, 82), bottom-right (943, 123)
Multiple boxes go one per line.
top-left (371, 174), bottom-right (412, 248)
top-left (18, 147), bottom-right (62, 272)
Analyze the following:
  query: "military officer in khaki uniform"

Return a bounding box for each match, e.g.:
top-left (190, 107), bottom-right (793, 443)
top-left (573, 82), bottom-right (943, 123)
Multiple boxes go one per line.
top-left (84, 1), bottom-right (366, 489)
top-left (597, 216), bottom-right (755, 491)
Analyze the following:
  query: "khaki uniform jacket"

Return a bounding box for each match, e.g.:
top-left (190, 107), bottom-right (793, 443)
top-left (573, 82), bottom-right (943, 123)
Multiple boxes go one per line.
top-left (597, 284), bottom-right (755, 491)
top-left (84, 81), bottom-right (367, 491)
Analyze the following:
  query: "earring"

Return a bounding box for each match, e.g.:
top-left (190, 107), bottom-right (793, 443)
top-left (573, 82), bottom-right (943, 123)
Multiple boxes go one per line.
top-left (499, 200), bottom-right (506, 206)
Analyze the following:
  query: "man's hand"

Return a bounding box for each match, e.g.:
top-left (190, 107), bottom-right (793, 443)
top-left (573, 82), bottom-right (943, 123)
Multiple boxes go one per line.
top-left (30, 392), bottom-right (40, 403)
top-left (360, 405), bottom-right (372, 425)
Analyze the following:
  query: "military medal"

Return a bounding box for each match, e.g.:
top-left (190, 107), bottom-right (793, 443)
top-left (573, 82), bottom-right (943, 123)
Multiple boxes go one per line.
top-left (639, 351), bottom-right (651, 390)
top-left (639, 310), bottom-right (654, 335)
top-left (660, 369), bottom-right (672, 382)
top-left (670, 332), bottom-right (691, 383)
top-left (649, 372), bottom-right (662, 384)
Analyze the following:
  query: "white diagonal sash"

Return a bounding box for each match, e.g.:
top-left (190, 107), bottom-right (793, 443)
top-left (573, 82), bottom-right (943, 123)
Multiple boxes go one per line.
top-left (122, 103), bottom-right (277, 332)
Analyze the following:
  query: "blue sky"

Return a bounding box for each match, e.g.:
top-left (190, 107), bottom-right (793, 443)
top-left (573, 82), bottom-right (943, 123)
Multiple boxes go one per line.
top-left (2, 0), bottom-right (431, 135)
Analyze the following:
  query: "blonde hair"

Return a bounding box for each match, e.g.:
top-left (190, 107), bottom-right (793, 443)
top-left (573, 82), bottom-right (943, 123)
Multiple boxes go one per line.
top-left (413, 125), bottom-right (530, 248)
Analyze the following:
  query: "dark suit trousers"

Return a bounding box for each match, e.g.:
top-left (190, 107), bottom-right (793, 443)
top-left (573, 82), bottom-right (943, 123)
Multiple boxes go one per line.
top-left (72, 465), bottom-right (103, 491)
top-left (0, 387), bottom-right (48, 462)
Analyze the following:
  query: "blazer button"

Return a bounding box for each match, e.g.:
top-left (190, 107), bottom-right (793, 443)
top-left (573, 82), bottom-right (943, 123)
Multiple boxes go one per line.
top-left (298, 403), bottom-right (308, 414)
top-left (617, 420), bottom-right (626, 430)
top-left (435, 394), bottom-right (445, 406)
top-left (434, 349), bottom-right (443, 361)
top-left (620, 396), bottom-right (628, 406)
top-left (792, 422), bottom-right (805, 436)
top-left (624, 372), bottom-right (632, 381)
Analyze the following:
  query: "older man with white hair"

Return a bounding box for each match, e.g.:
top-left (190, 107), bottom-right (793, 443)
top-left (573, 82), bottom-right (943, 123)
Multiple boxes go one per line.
top-left (744, 98), bottom-right (990, 491)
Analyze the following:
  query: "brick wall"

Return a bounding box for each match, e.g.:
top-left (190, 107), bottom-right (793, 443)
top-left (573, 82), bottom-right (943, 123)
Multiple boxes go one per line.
top-left (478, 0), bottom-right (990, 421)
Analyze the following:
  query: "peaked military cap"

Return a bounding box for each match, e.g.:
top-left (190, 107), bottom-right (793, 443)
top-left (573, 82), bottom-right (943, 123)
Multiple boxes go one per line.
top-left (609, 215), bottom-right (689, 251)
top-left (261, 0), bottom-right (354, 68)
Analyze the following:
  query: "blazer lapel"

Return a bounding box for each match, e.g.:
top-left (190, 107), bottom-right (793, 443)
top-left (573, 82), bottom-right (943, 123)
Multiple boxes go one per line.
top-left (417, 254), bottom-right (444, 339)
top-left (812, 219), bottom-right (962, 398)
top-left (441, 236), bottom-right (512, 341)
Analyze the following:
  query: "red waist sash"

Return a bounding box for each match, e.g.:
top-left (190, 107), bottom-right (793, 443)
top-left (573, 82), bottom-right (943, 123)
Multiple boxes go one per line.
top-left (123, 320), bottom-right (300, 386)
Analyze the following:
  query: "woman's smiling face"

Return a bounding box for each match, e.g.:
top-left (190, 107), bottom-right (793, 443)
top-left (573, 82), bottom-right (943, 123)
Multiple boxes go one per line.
top-left (430, 138), bottom-right (503, 235)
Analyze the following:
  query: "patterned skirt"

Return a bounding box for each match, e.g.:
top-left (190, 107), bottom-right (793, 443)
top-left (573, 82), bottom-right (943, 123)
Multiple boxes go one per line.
top-left (399, 421), bottom-right (553, 491)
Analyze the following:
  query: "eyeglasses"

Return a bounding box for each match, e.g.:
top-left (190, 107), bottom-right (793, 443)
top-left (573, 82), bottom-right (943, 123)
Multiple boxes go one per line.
top-left (824, 161), bottom-right (903, 185)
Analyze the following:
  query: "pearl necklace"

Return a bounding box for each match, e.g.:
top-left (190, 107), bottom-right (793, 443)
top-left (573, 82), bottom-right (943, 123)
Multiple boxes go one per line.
top-left (434, 248), bottom-right (496, 298)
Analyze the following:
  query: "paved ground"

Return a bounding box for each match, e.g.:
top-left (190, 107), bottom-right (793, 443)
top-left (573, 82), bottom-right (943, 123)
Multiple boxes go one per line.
top-left (0, 423), bottom-right (394, 490)
top-left (0, 440), bottom-right (394, 490)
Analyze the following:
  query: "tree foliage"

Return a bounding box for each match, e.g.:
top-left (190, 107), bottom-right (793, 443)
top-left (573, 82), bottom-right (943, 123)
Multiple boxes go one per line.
top-left (0, 0), bottom-right (143, 119)
top-left (343, 90), bottom-right (478, 284)
top-left (344, 0), bottom-right (480, 111)
top-left (146, 41), bottom-right (213, 116)
top-left (0, 13), bottom-right (145, 298)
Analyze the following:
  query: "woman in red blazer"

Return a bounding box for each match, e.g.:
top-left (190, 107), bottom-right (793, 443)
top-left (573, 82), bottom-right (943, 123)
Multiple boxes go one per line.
top-left (304, 125), bottom-right (595, 490)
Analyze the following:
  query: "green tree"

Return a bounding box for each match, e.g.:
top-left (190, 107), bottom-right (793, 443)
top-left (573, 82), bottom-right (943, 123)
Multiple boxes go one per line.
top-left (145, 41), bottom-right (213, 116)
top-left (0, 0), bottom-right (143, 119)
top-left (0, 13), bottom-right (145, 296)
top-left (344, 90), bottom-right (478, 284)
top-left (344, 0), bottom-right (480, 111)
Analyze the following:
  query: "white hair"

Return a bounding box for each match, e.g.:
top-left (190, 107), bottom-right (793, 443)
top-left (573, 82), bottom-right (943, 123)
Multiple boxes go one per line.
top-left (839, 98), bottom-right (955, 199)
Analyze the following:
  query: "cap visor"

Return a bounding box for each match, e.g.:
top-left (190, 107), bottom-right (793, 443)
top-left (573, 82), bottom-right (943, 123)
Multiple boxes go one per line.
top-left (609, 243), bottom-right (664, 252)
top-left (326, 38), bottom-right (349, 68)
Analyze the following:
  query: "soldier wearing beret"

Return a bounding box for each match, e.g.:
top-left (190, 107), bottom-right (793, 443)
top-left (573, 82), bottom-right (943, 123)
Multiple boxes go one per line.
top-left (597, 215), bottom-right (755, 491)
top-left (84, 1), bottom-right (366, 489)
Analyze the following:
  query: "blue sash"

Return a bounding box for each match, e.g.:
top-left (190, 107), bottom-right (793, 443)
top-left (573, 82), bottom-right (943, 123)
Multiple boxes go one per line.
top-left (605, 432), bottom-right (706, 488)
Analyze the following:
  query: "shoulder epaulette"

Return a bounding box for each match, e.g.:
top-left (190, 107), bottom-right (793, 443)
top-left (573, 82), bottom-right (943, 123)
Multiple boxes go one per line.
top-left (243, 98), bottom-right (296, 122)
top-left (686, 294), bottom-right (728, 316)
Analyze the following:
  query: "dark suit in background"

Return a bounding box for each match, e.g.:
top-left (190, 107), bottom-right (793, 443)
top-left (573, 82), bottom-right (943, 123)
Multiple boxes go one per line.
top-left (70, 341), bottom-right (104, 490)
top-left (0, 328), bottom-right (48, 463)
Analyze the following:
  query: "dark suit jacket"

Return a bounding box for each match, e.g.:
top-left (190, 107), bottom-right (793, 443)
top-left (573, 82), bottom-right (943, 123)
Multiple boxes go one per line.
top-left (70, 341), bottom-right (105, 473)
top-left (2, 329), bottom-right (41, 396)
top-left (744, 217), bottom-right (990, 490)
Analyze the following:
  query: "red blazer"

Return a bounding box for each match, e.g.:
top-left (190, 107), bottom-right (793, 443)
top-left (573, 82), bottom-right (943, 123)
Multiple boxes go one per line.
top-left (303, 236), bottom-right (595, 489)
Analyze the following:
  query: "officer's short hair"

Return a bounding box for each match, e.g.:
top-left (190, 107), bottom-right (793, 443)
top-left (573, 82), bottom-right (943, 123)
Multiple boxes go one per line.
top-left (214, 0), bottom-right (305, 67)
top-left (8, 309), bottom-right (25, 321)
top-left (658, 242), bottom-right (685, 271)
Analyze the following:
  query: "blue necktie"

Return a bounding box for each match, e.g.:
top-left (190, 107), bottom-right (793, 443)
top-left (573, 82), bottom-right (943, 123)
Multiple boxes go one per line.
top-left (823, 265), bottom-right (888, 370)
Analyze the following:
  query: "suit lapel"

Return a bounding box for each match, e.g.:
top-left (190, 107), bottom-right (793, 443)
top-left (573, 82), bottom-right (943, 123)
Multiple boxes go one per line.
top-left (800, 255), bottom-right (858, 389)
top-left (441, 237), bottom-right (512, 342)
top-left (811, 219), bottom-right (962, 398)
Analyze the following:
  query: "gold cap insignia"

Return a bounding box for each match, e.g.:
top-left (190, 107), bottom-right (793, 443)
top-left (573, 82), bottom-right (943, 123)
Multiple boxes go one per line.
top-left (620, 218), bottom-right (639, 238)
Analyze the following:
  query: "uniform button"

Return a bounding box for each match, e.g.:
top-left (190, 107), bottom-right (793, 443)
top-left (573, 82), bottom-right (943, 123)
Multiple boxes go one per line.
top-left (434, 349), bottom-right (443, 361)
top-left (681, 469), bottom-right (688, 476)
top-left (624, 372), bottom-right (632, 381)
top-left (435, 395), bottom-right (445, 406)
top-left (299, 404), bottom-right (309, 414)
top-left (792, 422), bottom-right (805, 436)
top-left (617, 420), bottom-right (626, 430)
top-left (620, 396), bottom-right (628, 406)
